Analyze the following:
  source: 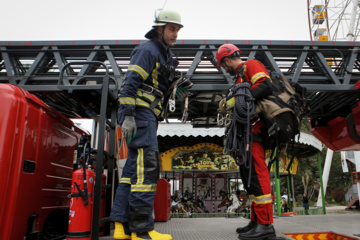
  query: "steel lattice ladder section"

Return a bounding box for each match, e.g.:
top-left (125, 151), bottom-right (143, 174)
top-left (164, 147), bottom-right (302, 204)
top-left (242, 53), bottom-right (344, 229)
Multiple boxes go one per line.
top-left (2, 39), bottom-right (360, 239)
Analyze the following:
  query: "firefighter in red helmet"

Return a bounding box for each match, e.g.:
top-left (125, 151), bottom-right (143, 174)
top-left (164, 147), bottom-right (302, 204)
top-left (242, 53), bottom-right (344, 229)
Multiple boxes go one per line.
top-left (216, 43), bottom-right (276, 240)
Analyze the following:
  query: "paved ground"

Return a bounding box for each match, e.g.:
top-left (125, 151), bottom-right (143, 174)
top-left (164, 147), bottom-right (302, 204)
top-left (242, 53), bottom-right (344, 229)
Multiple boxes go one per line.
top-left (154, 213), bottom-right (360, 240)
top-left (99, 206), bottom-right (360, 240)
top-left (325, 204), bottom-right (358, 213)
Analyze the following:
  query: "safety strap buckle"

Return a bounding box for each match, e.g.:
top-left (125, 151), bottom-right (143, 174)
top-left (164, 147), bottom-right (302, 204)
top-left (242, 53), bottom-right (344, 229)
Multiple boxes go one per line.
top-left (268, 122), bottom-right (280, 137)
top-left (141, 83), bottom-right (164, 99)
top-left (141, 83), bottom-right (164, 108)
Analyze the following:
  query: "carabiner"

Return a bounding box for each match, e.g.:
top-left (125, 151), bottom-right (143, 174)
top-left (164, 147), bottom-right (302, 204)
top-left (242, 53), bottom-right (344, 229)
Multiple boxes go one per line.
top-left (169, 99), bottom-right (176, 112)
top-left (217, 113), bottom-right (224, 126)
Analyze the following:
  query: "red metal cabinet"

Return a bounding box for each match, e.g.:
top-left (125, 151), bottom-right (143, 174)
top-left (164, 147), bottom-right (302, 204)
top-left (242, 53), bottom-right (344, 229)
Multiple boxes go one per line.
top-left (0, 84), bottom-right (83, 240)
top-left (154, 178), bottom-right (171, 221)
top-left (311, 103), bottom-right (360, 151)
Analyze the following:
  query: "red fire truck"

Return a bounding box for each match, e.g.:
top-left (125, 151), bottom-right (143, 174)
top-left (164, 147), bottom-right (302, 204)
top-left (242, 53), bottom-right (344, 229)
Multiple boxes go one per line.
top-left (0, 84), bottom-right (87, 239)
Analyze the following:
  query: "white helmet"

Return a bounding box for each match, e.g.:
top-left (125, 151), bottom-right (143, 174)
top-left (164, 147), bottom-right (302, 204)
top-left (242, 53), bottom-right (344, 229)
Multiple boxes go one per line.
top-left (153, 9), bottom-right (183, 27)
top-left (145, 9), bottom-right (183, 39)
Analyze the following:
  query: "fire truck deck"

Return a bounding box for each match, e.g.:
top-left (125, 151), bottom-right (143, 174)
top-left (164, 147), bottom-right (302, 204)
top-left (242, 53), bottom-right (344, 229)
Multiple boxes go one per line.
top-left (100, 210), bottom-right (360, 240)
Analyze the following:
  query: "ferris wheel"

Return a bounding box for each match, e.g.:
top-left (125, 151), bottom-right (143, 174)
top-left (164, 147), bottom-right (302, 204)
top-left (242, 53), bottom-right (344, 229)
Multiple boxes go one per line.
top-left (307, 0), bottom-right (360, 41)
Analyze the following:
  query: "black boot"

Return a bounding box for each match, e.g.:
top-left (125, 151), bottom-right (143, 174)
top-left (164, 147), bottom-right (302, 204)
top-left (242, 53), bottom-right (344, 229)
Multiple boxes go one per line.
top-left (236, 221), bottom-right (256, 234)
top-left (238, 223), bottom-right (276, 240)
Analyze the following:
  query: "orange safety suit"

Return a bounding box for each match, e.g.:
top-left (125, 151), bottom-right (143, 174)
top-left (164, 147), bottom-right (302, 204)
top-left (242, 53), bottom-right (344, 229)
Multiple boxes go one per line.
top-left (234, 59), bottom-right (273, 225)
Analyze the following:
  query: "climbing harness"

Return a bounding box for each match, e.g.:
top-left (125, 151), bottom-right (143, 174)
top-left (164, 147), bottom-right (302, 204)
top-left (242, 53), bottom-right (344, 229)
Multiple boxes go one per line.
top-left (164, 76), bottom-right (193, 123)
top-left (140, 83), bottom-right (164, 108)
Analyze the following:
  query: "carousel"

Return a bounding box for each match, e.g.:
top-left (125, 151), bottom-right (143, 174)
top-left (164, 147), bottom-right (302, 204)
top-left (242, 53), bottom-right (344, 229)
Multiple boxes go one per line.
top-left (160, 142), bottom-right (250, 217)
top-left (157, 122), bottom-right (323, 218)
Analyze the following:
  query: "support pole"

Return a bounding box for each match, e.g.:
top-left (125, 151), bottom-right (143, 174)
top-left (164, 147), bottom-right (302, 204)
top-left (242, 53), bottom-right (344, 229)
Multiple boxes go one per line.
top-left (286, 175), bottom-right (292, 212)
top-left (172, 171), bottom-right (175, 194)
top-left (274, 155), bottom-right (282, 216)
top-left (104, 107), bottom-right (117, 235)
top-left (354, 152), bottom-right (360, 207)
top-left (92, 74), bottom-right (110, 239)
top-left (316, 148), bottom-right (333, 207)
top-left (317, 151), bottom-right (327, 214)
top-left (291, 174), bottom-right (295, 210)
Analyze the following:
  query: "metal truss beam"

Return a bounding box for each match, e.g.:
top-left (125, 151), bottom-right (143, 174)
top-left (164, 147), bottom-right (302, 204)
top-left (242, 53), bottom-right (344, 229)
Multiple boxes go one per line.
top-left (2, 39), bottom-right (360, 238)
top-left (1, 39), bottom-right (360, 122)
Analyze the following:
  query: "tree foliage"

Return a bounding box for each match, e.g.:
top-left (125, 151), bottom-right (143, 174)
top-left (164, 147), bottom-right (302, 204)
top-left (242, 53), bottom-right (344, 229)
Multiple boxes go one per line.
top-left (291, 146), bottom-right (352, 203)
top-left (285, 120), bottom-right (352, 203)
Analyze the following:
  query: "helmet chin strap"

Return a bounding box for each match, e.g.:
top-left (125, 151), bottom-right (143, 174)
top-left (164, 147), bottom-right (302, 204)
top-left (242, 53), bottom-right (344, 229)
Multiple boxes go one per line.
top-left (160, 27), bottom-right (170, 47)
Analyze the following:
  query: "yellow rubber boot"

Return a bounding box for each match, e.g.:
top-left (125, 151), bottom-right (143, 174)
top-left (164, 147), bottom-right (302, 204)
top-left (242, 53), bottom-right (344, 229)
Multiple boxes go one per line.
top-left (114, 222), bottom-right (131, 240)
top-left (131, 230), bottom-right (172, 240)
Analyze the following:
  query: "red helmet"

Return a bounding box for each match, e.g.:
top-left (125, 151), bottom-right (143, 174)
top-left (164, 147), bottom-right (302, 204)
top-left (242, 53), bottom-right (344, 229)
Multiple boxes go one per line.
top-left (216, 44), bottom-right (241, 67)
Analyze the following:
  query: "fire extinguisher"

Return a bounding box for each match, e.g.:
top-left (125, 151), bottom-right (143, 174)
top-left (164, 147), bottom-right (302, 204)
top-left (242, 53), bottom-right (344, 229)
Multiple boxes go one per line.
top-left (67, 140), bottom-right (94, 240)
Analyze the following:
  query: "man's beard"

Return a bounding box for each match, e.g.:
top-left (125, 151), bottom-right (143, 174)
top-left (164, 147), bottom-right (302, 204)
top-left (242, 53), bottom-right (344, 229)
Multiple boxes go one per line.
top-left (227, 67), bottom-right (236, 76)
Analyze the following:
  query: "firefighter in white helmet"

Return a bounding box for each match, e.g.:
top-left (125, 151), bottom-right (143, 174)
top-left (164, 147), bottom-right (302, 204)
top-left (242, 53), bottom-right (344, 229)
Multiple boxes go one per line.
top-left (109, 9), bottom-right (183, 240)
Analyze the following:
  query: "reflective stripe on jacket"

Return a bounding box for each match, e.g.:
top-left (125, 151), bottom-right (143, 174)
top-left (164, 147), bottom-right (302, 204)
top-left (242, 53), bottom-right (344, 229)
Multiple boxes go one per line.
top-left (235, 59), bottom-right (270, 89)
top-left (118, 38), bottom-right (177, 119)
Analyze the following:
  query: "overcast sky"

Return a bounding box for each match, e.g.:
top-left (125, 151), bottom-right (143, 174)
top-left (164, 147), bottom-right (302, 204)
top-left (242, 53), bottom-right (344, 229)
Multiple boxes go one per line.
top-left (1, 0), bottom-right (310, 41)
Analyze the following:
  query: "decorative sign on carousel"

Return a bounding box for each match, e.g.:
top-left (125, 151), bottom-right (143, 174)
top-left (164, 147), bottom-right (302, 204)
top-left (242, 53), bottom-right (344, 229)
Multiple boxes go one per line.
top-left (160, 143), bottom-right (299, 175)
top-left (160, 143), bottom-right (239, 171)
top-left (265, 148), bottom-right (299, 175)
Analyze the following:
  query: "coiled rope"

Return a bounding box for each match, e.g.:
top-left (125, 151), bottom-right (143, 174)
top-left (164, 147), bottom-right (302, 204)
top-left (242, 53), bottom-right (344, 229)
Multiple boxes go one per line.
top-left (224, 82), bottom-right (256, 187)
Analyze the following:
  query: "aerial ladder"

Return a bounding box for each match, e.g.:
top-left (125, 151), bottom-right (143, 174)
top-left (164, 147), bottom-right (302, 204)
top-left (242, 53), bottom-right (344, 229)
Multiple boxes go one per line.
top-left (2, 39), bottom-right (360, 239)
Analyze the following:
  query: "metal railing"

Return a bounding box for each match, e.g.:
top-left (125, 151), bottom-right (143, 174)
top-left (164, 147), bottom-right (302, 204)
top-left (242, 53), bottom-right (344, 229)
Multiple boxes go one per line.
top-left (293, 207), bottom-right (324, 215)
top-left (171, 212), bottom-right (251, 218)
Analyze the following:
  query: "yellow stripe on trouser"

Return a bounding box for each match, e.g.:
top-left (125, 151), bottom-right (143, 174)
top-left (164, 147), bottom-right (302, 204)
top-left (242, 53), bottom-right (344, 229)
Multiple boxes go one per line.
top-left (249, 194), bottom-right (272, 204)
top-left (131, 184), bottom-right (157, 192)
top-left (130, 148), bottom-right (157, 192)
top-left (136, 148), bottom-right (144, 185)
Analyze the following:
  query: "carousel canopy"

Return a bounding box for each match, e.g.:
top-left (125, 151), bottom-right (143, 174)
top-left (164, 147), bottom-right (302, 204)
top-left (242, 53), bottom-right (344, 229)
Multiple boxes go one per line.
top-left (157, 123), bottom-right (323, 157)
top-left (158, 122), bottom-right (224, 137)
top-left (294, 132), bottom-right (323, 151)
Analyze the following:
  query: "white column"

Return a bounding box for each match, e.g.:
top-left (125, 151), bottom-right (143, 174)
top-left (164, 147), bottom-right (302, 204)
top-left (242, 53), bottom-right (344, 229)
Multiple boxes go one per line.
top-left (355, 151), bottom-right (360, 205)
top-left (316, 148), bottom-right (334, 207)
top-left (357, 183), bottom-right (360, 207)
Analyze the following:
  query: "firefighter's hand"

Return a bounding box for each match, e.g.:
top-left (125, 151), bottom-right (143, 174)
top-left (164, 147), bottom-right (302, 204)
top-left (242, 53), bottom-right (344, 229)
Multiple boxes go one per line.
top-left (226, 97), bottom-right (235, 110)
top-left (122, 115), bottom-right (137, 144)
